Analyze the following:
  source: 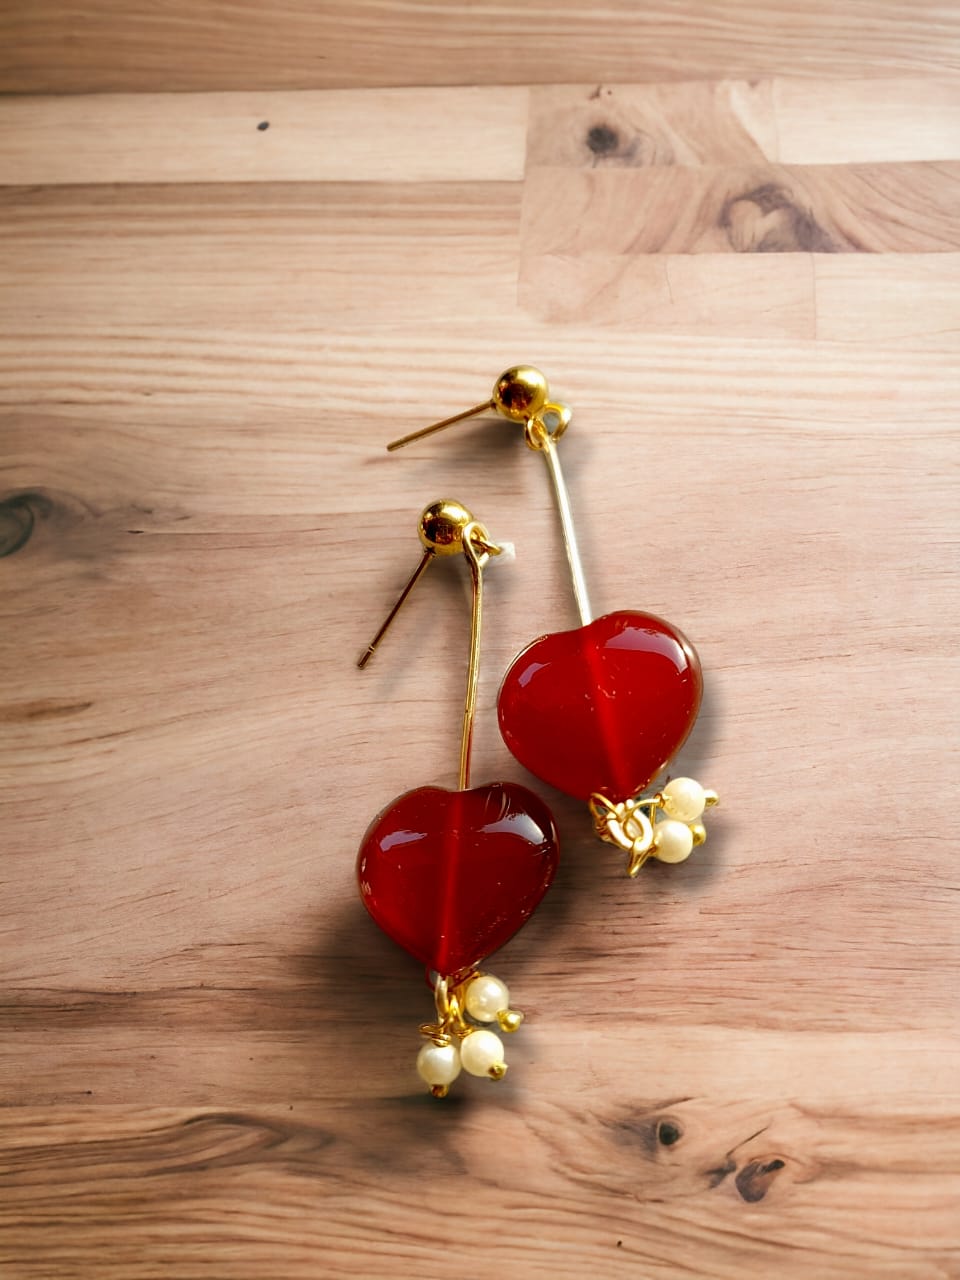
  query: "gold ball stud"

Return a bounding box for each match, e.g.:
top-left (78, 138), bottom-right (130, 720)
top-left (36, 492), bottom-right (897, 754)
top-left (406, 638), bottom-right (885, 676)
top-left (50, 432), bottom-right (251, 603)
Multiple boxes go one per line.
top-left (497, 1009), bottom-right (525, 1034)
top-left (418, 499), bottom-right (474, 557)
top-left (492, 366), bottom-right (549, 423)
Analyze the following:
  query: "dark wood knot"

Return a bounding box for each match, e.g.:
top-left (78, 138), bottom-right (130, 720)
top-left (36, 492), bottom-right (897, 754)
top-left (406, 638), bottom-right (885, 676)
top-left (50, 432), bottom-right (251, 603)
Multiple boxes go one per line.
top-left (735, 1156), bottom-right (787, 1202)
top-left (0, 492), bottom-right (52, 557)
top-left (656, 1118), bottom-right (683, 1147)
top-left (719, 183), bottom-right (836, 253)
top-left (586, 124), bottom-right (621, 156)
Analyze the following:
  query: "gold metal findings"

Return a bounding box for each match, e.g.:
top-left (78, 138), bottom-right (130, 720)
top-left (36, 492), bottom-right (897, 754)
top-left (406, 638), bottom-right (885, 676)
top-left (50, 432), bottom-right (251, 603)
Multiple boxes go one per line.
top-left (387, 367), bottom-right (588, 624)
top-left (357, 499), bottom-right (501, 792)
top-left (590, 785), bottom-right (719, 877)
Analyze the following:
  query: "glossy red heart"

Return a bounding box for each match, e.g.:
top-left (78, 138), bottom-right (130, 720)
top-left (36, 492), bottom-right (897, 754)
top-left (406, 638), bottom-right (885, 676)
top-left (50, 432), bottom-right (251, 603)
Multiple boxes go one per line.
top-left (497, 610), bottom-right (702, 803)
top-left (357, 782), bottom-right (559, 979)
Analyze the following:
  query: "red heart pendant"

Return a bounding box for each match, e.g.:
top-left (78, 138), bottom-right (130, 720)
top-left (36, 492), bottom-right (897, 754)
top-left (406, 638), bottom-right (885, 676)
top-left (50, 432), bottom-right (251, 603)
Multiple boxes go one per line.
top-left (497, 610), bottom-right (702, 803)
top-left (357, 782), bottom-right (559, 979)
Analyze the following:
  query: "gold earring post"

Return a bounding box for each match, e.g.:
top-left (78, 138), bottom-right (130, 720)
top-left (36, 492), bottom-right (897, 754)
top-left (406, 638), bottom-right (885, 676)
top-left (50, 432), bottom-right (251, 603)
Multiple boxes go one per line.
top-left (357, 501), bottom-right (500, 791)
top-left (356, 548), bottom-right (433, 669)
top-left (386, 400), bottom-right (496, 452)
top-left (386, 367), bottom-right (593, 627)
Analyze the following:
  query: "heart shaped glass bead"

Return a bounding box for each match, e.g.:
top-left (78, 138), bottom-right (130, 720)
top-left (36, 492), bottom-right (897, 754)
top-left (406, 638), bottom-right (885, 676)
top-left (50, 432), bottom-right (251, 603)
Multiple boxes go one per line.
top-left (497, 610), bottom-right (702, 803)
top-left (357, 782), bottom-right (559, 980)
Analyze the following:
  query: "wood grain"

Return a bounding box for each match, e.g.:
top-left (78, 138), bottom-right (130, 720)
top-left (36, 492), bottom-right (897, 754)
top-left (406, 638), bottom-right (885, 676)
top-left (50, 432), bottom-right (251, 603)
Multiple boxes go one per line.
top-left (774, 78), bottom-right (960, 164)
top-left (2, 1), bottom-right (960, 93)
top-left (528, 81), bottom-right (780, 168)
top-left (814, 255), bottom-right (960, 344)
top-left (522, 163), bottom-right (960, 255)
top-left (528, 78), bottom-right (960, 167)
top-left (0, 184), bottom-right (523, 328)
top-left (6, 79), bottom-right (957, 186)
top-left (2, 11), bottom-right (960, 1280)
top-left (0, 90), bottom-right (528, 186)
top-left (519, 253), bottom-right (819, 336)
top-left (1, 1100), bottom-right (959, 1280)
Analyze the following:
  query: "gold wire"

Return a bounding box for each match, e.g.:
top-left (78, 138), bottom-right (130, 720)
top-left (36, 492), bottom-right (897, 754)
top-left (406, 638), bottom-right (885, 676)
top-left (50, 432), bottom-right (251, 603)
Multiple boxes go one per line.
top-left (458, 522), bottom-right (487, 791)
top-left (356, 548), bottom-right (433, 668)
top-left (386, 400), bottom-right (496, 452)
top-left (527, 419), bottom-right (593, 626)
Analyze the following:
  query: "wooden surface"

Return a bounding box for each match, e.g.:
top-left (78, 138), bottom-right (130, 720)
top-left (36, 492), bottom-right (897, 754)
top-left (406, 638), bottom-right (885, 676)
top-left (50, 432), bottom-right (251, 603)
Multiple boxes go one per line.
top-left (3, 2), bottom-right (960, 91)
top-left (1, 5), bottom-right (959, 1278)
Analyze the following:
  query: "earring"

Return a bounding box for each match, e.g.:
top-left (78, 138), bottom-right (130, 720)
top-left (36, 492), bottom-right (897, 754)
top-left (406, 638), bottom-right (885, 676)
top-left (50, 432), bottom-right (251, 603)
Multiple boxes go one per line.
top-left (388, 372), bottom-right (718, 879)
top-left (356, 500), bottom-right (560, 1096)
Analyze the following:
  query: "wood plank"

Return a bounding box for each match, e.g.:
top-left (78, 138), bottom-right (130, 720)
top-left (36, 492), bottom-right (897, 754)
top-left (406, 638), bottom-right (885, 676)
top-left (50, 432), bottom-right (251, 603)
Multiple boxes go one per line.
top-left (0, 326), bottom-right (955, 419)
top-left (5, 80), bottom-right (952, 189)
top-left (0, 1099), bottom-right (958, 1280)
top-left (0, 183), bottom-right (521, 327)
top-left (520, 251), bottom-right (960, 344)
top-left (775, 78), bottom-right (960, 164)
top-left (528, 79), bottom-right (960, 170)
top-left (2, 1023), bottom-right (959, 1103)
top-left (527, 81), bottom-right (778, 168)
top-left (815, 254), bottom-right (960, 344)
top-left (0, 89), bottom-right (528, 186)
top-left (519, 253), bottom-right (815, 335)
top-left (2, 2), bottom-right (959, 93)
top-left (521, 163), bottom-right (960, 254)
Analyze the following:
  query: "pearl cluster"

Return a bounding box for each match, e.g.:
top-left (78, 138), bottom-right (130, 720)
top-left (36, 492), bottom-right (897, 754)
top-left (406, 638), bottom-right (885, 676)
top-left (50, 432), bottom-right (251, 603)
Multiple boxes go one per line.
top-left (590, 776), bottom-right (718, 876)
top-left (417, 972), bottom-right (523, 1097)
top-left (653, 777), bottom-right (711, 863)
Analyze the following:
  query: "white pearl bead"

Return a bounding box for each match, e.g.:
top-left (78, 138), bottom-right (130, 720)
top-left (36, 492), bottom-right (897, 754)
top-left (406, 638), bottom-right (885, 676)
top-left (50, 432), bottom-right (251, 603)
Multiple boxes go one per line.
top-left (416, 1042), bottom-right (461, 1087)
top-left (653, 818), bottom-right (694, 864)
top-left (465, 974), bottom-right (510, 1023)
top-left (460, 1029), bottom-right (505, 1077)
top-left (661, 777), bottom-right (706, 823)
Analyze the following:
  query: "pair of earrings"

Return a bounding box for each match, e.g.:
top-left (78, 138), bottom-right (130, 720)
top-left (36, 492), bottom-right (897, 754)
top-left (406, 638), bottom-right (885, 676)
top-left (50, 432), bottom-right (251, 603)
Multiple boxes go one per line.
top-left (355, 367), bottom-right (718, 1097)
